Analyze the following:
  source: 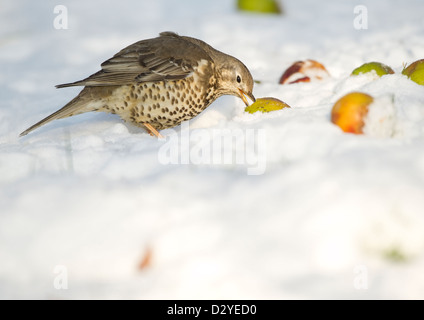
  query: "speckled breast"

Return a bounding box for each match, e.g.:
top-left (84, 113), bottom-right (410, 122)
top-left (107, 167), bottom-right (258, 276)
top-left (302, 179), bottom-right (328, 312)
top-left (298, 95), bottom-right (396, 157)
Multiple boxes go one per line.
top-left (107, 75), bottom-right (217, 130)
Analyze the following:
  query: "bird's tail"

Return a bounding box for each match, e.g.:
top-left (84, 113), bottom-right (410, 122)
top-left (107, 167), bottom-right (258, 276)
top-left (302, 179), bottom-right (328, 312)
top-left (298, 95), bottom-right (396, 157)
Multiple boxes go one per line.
top-left (20, 91), bottom-right (92, 137)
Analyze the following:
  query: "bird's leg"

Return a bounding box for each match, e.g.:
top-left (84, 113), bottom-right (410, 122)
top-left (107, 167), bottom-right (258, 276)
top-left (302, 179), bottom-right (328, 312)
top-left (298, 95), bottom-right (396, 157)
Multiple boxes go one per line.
top-left (143, 123), bottom-right (164, 139)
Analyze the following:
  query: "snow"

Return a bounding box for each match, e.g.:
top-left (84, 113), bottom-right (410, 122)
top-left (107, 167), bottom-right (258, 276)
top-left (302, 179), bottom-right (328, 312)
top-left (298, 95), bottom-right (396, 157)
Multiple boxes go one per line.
top-left (1, 0), bottom-right (424, 299)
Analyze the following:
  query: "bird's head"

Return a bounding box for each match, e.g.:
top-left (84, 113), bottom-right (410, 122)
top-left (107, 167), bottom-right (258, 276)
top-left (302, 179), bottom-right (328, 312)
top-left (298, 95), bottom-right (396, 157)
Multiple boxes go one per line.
top-left (216, 57), bottom-right (256, 107)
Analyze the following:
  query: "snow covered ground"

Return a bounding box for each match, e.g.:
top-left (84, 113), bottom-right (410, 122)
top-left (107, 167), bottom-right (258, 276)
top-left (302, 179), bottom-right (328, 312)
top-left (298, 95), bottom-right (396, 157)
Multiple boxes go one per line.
top-left (1, 0), bottom-right (424, 299)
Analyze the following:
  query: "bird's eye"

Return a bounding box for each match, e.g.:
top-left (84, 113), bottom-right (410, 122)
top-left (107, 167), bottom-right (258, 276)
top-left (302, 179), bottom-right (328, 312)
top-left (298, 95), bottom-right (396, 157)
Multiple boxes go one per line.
top-left (236, 75), bottom-right (241, 83)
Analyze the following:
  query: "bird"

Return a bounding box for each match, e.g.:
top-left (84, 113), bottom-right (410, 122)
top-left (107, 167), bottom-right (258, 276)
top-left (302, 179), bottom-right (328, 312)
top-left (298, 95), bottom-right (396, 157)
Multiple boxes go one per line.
top-left (20, 31), bottom-right (256, 138)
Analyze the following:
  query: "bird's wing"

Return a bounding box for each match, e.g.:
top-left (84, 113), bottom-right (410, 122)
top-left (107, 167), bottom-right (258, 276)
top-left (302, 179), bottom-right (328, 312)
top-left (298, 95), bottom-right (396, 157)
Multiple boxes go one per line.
top-left (57, 32), bottom-right (212, 88)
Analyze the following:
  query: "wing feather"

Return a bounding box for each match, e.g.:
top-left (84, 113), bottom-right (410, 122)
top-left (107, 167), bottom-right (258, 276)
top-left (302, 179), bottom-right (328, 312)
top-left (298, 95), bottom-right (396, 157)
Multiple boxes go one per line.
top-left (56, 32), bottom-right (212, 88)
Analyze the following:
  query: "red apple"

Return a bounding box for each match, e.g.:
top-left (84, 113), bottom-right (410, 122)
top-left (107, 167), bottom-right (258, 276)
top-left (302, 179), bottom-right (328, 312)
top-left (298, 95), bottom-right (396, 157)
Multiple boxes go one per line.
top-left (279, 59), bottom-right (330, 84)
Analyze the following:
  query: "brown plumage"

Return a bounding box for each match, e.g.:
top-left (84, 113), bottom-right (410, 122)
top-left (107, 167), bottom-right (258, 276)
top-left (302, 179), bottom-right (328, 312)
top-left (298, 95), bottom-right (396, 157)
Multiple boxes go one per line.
top-left (20, 32), bottom-right (255, 138)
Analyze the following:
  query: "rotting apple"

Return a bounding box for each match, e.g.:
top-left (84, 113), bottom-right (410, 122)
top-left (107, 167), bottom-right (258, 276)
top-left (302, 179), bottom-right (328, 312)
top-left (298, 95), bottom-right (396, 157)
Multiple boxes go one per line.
top-left (279, 59), bottom-right (330, 84)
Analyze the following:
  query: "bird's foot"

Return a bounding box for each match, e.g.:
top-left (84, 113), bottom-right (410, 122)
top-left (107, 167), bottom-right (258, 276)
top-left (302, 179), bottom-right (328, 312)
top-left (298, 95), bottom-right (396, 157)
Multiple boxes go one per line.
top-left (143, 123), bottom-right (164, 139)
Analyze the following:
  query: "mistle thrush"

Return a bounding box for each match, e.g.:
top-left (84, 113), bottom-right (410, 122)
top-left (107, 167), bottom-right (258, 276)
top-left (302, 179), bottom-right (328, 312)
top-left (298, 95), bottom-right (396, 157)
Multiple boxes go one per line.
top-left (20, 32), bottom-right (256, 138)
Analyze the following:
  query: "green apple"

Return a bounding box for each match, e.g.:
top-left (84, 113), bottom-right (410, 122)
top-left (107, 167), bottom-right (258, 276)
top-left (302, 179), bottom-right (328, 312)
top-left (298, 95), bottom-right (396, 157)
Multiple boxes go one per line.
top-left (245, 97), bottom-right (290, 114)
top-left (237, 0), bottom-right (282, 14)
top-left (351, 62), bottom-right (394, 77)
top-left (402, 59), bottom-right (424, 85)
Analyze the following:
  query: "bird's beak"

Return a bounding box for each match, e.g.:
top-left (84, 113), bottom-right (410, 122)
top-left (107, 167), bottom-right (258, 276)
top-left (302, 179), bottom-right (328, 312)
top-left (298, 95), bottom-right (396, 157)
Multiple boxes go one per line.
top-left (239, 89), bottom-right (256, 107)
